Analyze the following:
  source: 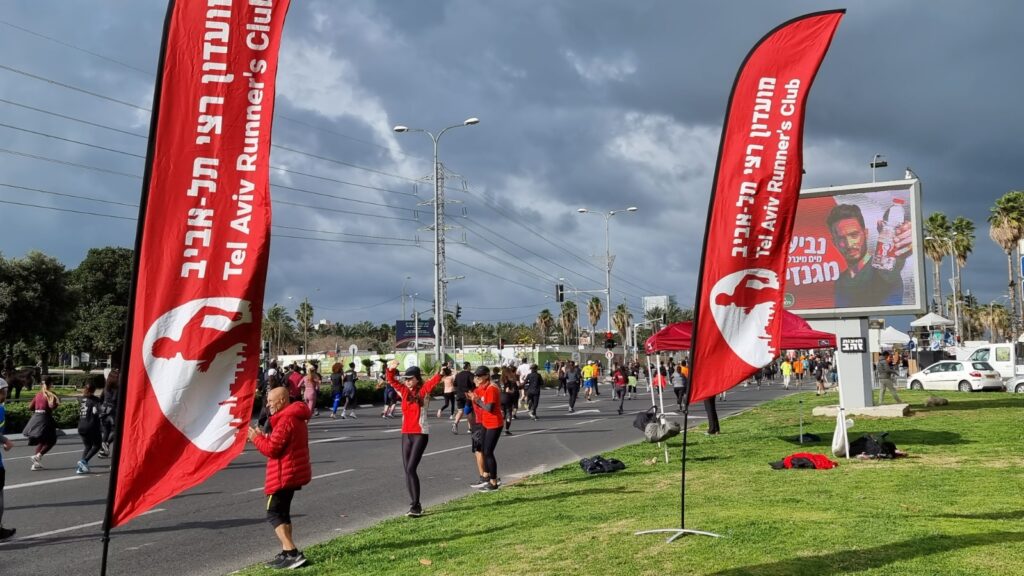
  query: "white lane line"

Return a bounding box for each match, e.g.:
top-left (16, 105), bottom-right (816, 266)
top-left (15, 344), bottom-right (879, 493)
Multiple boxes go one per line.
top-left (570, 409), bottom-right (600, 414)
top-left (6, 475), bottom-right (87, 490)
top-left (5, 449), bottom-right (82, 461)
top-left (0, 508), bottom-right (165, 545)
top-left (237, 468), bottom-right (355, 494)
top-left (311, 468), bottom-right (355, 481)
top-left (382, 428), bottom-right (402, 433)
top-left (423, 444), bottom-right (470, 457)
top-left (308, 436), bottom-right (350, 445)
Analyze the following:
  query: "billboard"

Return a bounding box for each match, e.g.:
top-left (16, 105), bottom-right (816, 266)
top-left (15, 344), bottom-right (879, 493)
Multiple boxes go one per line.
top-left (396, 319), bottom-right (435, 341)
top-left (783, 179), bottom-right (925, 318)
top-left (642, 295), bottom-right (670, 313)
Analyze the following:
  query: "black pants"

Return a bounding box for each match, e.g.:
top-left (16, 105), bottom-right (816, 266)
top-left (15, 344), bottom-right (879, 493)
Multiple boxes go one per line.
top-left (401, 434), bottom-right (429, 507)
top-left (526, 392), bottom-right (540, 415)
top-left (481, 427), bottom-right (501, 480)
top-left (80, 427), bottom-right (102, 463)
top-left (440, 393), bottom-right (456, 416)
top-left (0, 467), bottom-right (5, 526)
top-left (557, 379), bottom-right (566, 394)
top-left (502, 400), bottom-right (516, 431)
top-left (704, 396), bottom-right (720, 434)
top-left (566, 385), bottom-right (580, 411)
top-left (674, 387), bottom-right (685, 407)
top-left (101, 414), bottom-right (116, 446)
top-left (614, 386), bottom-right (626, 413)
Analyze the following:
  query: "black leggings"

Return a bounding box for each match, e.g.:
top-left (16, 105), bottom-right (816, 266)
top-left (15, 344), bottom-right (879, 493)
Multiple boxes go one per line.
top-left (526, 392), bottom-right (540, 415)
top-left (81, 427), bottom-right (102, 463)
top-left (401, 434), bottom-right (429, 507)
top-left (481, 427), bottom-right (501, 480)
top-left (0, 467), bottom-right (5, 526)
top-left (566, 385), bottom-right (580, 410)
top-left (502, 400), bottom-right (516, 430)
top-left (440, 393), bottom-right (456, 416)
top-left (674, 387), bottom-right (685, 406)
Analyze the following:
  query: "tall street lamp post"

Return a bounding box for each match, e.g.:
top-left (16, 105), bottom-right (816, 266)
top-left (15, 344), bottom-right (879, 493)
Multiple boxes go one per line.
top-left (394, 117), bottom-right (480, 365)
top-left (870, 153), bottom-right (888, 183)
top-left (577, 206), bottom-right (638, 368)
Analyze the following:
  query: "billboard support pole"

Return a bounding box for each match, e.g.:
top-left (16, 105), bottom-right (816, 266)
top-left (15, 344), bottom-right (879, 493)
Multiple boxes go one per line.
top-left (825, 317), bottom-right (874, 410)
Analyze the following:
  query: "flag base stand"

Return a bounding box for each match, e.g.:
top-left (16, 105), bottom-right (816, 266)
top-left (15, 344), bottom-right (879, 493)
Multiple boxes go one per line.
top-left (634, 528), bottom-right (721, 542)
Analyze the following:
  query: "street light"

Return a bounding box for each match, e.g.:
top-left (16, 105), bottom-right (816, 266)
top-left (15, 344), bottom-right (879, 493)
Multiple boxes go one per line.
top-left (870, 154), bottom-right (888, 183)
top-left (577, 206), bottom-right (639, 369)
top-left (401, 275), bottom-right (411, 320)
top-left (393, 117), bottom-right (480, 365)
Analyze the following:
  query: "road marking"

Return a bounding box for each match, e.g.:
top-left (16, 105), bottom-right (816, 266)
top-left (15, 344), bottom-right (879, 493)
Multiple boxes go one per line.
top-left (0, 509), bottom-right (165, 545)
top-left (237, 468), bottom-right (356, 495)
top-left (308, 436), bottom-right (350, 445)
top-left (382, 428), bottom-right (402, 433)
top-left (423, 444), bottom-right (470, 457)
top-left (5, 449), bottom-right (82, 461)
top-left (5, 475), bottom-right (87, 490)
top-left (570, 409), bottom-right (600, 414)
top-left (311, 468), bottom-right (356, 481)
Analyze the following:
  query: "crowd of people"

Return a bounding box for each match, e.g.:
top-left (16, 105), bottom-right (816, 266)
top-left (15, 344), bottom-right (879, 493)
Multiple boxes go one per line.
top-left (0, 350), bottom-right (835, 562)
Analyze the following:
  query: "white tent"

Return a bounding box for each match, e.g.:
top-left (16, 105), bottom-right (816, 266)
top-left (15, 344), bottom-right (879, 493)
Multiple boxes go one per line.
top-left (879, 326), bottom-right (911, 346)
top-left (910, 312), bottom-right (954, 327)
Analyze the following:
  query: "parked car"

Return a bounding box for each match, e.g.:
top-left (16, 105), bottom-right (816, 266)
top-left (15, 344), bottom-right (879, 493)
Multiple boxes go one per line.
top-left (906, 360), bottom-right (1004, 392)
top-left (1005, 376), bottom-right (1024, 394)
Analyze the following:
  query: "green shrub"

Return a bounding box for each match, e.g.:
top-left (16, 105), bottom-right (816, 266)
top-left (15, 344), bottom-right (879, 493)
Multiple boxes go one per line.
top-left (1, 398), bottom-right (79, 434)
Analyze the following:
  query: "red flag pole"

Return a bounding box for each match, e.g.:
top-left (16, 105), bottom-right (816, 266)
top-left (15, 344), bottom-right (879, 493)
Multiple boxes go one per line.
top-left (636, 9), bottom-right (844, 543)
top-left (100, 2), bottom-right (177, 573)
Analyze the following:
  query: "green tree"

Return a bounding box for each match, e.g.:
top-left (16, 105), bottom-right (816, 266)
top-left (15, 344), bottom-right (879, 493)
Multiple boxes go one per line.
top-left (536, 309), bottom-right (555, 343)
top-left (559, 300), bottom-right (578, 345)
top-left (923, 212), bottom-right (951, 314)
top-left (612, 303), bottom-right (632, 348)
top-left (587, 297), bottom-right (603, 347)
top-left (988, 191), bottom-right (1024, 329)
top-left (64, 247), bottom-right (134, 362)
top-left (0, 251), bottom-right (75, 368)
top-left (262, 304), bottom-right (294, 358)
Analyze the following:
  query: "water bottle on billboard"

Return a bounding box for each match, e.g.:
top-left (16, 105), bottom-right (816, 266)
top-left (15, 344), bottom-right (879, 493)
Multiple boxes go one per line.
top-left (872, 198), bottom-right (906, 271)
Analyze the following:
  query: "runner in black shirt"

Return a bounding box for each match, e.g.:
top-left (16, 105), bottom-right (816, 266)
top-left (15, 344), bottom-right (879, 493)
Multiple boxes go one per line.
top-left (451, 362), bottom-right (474, 434)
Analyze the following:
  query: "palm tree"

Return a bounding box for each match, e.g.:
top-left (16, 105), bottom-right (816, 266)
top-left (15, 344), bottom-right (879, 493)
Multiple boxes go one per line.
top-left (559, 300), bottom-right (578, 345)
top-left (262, 304), bottom-right (294, 358)
top-left (536, 309), bottom-right (555, 344)
top-left (978, 304), bottom-right (1010, 342)
top-left (988, 191), bottom-right (1024, 330)
top-left (612, 303), bottom-right (632, 349)
top-left (950, 216), bottom-right (975, 328)
top-left (923, 212), bottom-right (951, 315)
top-left (587, 297), bottom-right (603, 347)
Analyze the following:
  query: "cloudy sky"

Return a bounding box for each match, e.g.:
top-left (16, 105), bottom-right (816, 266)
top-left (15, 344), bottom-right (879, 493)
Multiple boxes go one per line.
top-left (0, 1), bottom-right (1020, 331)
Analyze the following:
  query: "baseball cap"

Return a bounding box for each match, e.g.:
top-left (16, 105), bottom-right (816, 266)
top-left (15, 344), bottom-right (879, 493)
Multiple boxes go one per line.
top-left (588, 360), bottom-right (595, 365)
top-left (0, 377), bottom-right (7, 390)
top-left (474, 366), bottom-right (491, 377)
top-left (403, 366), bottom-right (422, 379)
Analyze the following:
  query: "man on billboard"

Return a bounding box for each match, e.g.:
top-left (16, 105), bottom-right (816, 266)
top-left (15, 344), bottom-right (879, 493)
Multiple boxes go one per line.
top-left (826, 203), bottom-right (912, 308)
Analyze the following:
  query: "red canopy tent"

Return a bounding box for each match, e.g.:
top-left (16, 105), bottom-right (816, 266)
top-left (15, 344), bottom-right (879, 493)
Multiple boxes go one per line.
top-left (645, 310), bottom-right (835, 353)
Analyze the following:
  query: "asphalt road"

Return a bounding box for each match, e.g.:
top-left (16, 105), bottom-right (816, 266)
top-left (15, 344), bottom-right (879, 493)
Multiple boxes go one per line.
top-left (0, 379), bottom-right (804, 575)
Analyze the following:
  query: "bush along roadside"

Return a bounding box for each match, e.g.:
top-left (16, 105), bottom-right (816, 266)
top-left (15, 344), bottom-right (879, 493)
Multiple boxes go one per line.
top-left (2, 399), bottom-right (80, 435)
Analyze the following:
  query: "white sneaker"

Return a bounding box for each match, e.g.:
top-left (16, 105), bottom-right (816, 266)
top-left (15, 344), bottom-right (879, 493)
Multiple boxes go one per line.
top-left (31, 463), bottom-right (43, 471)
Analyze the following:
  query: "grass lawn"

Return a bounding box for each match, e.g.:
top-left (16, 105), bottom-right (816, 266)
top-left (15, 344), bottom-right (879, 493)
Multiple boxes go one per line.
top-left (238, 390), bottom-right (1024, 576)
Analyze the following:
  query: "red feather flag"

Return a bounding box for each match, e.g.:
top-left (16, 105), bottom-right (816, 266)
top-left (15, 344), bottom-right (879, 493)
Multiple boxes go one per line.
top-left (688, 10), bottom-right (844, 404)
top-left (107, 0), bottom-right (291, 527)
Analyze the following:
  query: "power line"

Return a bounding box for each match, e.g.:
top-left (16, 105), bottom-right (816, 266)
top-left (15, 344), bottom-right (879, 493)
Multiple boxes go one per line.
top-left (462, 302), bottom-right (549, 310)
top-left (0, 97), bottom-right (147, 139)
top-left (272, 223), bottom-right (416, 243)
top-left (0, 63), bottom-right (148, 111)
top-left (0, 120), bottom-right (145, 159)
top-left (0, 198), bottom-right (134, 221)
top-left (318, 295), bottom-right (403, 312)
top-left (275, 199), bottom-right (418, 222)
top-left (0, 147), bottom-right (142, 179)
top-left (0, 19), bottom-right (421, 161)
top-left (0, 182), bottom-right (137, 208)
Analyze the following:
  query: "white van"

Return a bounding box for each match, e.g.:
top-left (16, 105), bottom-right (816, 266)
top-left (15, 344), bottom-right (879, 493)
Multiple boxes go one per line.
top-left (960, 343), bottom-right (1023, 381)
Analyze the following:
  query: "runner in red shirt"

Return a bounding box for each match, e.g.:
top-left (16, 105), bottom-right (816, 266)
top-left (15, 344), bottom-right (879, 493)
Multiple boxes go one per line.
top-left (385, 363), bottom-right (441, 517)
top-left (466, 366), bottom-right (503, 491)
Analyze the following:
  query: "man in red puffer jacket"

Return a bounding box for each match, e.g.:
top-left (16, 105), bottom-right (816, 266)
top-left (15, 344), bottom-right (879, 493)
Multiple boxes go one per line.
top-left (249, 387), bottom-right (312, 570)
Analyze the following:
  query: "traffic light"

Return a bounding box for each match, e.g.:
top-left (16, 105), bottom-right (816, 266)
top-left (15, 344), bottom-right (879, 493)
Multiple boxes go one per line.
top-left (556, 283), bottom-right (565, 303)
top-left (455, 303), bottom-right (462, 319)
top-left (604, 332), bottom-right (615, 349)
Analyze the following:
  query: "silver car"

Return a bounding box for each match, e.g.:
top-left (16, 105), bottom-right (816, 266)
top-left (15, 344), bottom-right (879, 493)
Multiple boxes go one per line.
top-left (906, 360), bottom-right (1005, 392)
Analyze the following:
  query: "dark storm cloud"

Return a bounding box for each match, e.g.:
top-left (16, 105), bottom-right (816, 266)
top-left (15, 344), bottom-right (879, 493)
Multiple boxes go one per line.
top-left (1, 1), bottom-right (1020, 331)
